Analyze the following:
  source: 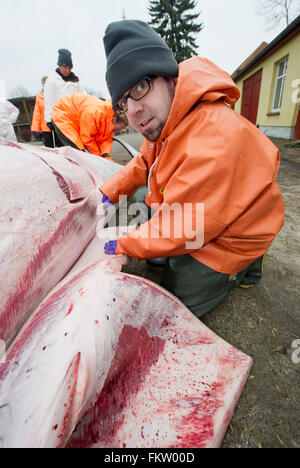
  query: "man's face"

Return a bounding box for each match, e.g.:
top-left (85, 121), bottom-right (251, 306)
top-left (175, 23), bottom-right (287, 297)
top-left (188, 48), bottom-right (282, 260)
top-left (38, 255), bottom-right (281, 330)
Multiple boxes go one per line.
top-left (112, 119), bottom-right (127, 133)
top-left (59, 65), bottom-right (72, 77)
top-left (124, 77), bottom-right (176, 142)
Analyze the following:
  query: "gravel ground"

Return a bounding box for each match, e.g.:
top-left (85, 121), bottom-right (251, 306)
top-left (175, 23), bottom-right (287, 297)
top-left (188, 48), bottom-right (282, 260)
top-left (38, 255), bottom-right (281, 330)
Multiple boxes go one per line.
top-left (111, 132), bottom-right (300, 449)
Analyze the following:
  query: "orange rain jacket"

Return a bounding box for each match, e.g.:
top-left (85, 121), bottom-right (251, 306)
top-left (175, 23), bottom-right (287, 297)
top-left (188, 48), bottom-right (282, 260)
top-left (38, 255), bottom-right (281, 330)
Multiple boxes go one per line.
top-left (31, 92), bottom-right (50, 133)
top-left (100, 57), bottom-right (285, 274)
top-left (51, 93), bottom-right (115, 157)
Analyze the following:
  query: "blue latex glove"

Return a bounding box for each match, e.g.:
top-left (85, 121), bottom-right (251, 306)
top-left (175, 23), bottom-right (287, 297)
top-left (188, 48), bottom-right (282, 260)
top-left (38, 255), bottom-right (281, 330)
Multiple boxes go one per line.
top-left (102, 193), bottom-right (114, 206)
top-left (104, 239), bottom-right (118, 255)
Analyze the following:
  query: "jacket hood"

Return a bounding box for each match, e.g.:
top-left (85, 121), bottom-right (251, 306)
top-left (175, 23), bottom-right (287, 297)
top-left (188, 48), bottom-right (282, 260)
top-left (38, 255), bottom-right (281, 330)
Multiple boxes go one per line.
top-left (55, 68), bottom-right (79, 83)
top-left (161, 57), bottom-right (240, 139)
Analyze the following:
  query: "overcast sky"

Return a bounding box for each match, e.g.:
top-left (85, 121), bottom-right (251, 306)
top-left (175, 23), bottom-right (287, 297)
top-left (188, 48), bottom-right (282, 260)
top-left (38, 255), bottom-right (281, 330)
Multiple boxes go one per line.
top-left (0, 0), bottom-right (298, 99)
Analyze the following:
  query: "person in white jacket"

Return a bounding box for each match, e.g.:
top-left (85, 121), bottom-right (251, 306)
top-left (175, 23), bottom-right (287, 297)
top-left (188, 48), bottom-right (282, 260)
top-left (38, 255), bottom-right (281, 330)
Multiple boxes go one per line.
top-left (44, 48), bottom-right (85, 146)
top-left (0, 99), bottom-right (19, 142)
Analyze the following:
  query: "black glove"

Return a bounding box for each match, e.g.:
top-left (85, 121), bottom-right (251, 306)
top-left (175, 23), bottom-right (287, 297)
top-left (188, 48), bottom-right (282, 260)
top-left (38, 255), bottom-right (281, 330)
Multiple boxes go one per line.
top-left (47, 121), bottom-right (54, 131)
top-left (101, 153), bottom-right (110, 159)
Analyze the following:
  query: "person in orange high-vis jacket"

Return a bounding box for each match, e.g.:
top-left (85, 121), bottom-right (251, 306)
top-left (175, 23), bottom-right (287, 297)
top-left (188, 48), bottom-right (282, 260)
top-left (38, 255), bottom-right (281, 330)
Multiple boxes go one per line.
top-left (51, 93), bottom-right (127, 158)
top-left (100, 20), bottom-right (285, 319)
top-left (31, 76), bottom-right (53, 147)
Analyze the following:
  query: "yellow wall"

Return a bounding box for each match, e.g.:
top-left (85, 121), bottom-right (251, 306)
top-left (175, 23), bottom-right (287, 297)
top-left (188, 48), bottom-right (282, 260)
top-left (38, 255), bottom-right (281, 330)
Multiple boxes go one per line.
top-left (234, 32), bottom-right (300, 127)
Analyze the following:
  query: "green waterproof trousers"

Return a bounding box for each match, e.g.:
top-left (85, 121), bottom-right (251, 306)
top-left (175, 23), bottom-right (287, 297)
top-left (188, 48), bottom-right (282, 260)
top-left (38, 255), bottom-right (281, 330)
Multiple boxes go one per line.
top-left (131, 185), bottom-right (265, 318)
top-left (160, 254), bottom-right (265, 318)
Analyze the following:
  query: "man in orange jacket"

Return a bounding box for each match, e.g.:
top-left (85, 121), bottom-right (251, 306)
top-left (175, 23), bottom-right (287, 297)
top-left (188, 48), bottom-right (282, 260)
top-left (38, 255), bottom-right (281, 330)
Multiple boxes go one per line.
top-left (31, 76), bottom-right (53, 147)
top-left (100, 20), bottom-right (285, 318)
top-left (51, 93), bottom-right (127, 158)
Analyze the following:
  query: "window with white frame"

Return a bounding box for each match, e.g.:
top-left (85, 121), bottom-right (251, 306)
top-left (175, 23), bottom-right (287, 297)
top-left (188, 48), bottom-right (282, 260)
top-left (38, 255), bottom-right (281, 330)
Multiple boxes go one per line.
top-left (272, 57), bottom-right (288, 112)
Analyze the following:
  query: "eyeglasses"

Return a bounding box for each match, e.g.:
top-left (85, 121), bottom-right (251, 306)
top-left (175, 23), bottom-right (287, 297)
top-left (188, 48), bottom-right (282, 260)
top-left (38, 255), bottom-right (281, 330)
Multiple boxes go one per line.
top-left (114, 76), bottom-right (153, 115)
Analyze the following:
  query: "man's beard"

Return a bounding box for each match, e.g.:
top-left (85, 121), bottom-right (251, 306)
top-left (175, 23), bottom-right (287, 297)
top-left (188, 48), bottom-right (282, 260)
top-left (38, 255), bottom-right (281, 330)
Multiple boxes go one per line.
top-left (139, 78), bottom-right (175, 142)
top-left (141, 120), bottom-right (165, 142)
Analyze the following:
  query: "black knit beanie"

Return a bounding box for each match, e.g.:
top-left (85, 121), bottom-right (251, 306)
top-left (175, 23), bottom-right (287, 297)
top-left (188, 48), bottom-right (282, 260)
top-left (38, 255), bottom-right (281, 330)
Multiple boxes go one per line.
top-left (57, 49), bottom-right (73, 68)
top-left (103, 20), bottom-right (179, 107)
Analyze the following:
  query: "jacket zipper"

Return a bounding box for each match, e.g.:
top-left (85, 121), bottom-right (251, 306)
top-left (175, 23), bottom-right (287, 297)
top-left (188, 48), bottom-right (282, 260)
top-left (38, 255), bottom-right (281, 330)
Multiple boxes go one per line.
top-left (148, 141), bottom-right (164, 196)
top-left (147, 157), bottom-right (159, 196)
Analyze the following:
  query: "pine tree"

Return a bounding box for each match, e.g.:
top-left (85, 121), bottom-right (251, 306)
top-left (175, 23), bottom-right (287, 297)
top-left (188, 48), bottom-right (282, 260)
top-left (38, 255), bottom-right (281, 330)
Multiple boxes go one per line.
top-left (148, 0), bottom-right (203, 63)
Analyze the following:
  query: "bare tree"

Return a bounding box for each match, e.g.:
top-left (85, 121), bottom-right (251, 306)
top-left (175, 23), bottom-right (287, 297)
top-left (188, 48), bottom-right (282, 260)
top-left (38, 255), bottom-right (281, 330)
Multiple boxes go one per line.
top-left (256, 0), bottom-right (300, 30)
top-left (9, 86), bottom-right (31, 98)
top-left (84, 87), bottom-right (97, 96)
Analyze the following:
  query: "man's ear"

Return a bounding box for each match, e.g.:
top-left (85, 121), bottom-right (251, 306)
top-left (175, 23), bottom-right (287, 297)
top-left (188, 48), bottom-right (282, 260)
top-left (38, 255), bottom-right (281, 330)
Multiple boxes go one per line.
top-left (169, 77), bottom-right (178, 89)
